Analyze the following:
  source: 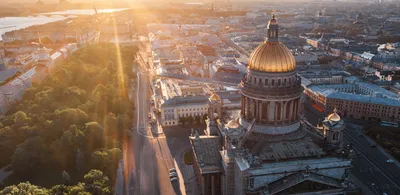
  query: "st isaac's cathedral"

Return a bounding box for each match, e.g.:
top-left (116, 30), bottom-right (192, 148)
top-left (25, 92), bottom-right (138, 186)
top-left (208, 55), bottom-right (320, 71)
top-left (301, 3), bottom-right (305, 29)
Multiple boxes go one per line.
top-left (189, 15), bottom-right (354, 195)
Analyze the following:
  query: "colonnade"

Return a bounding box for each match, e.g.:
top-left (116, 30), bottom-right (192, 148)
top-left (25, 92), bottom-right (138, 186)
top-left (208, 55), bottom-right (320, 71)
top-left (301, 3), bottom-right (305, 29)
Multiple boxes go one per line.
top-left (241, 96), bottom-right (301, 124)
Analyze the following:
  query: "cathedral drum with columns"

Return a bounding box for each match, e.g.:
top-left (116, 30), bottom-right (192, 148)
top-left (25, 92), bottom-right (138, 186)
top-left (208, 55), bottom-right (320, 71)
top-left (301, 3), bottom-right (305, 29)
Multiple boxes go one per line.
top-left (240, 15), bottom-right (303, 135)
top-left (189, 16), bottom-right (354, 195)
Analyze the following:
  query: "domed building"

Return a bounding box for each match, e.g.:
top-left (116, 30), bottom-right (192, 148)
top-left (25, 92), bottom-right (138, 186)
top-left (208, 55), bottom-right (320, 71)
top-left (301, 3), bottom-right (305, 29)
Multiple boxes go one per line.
top-left (190, 16), bottom-right (353, 195)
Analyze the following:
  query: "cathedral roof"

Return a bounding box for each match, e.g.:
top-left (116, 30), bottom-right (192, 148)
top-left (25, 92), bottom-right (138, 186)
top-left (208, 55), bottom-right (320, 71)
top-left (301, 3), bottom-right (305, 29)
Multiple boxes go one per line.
top-left (248, 15), bottom-right (296, 73)
top-left (190, 135), bottom-right (221, 174)
top-left (269, 172), bottom-right (343, 194)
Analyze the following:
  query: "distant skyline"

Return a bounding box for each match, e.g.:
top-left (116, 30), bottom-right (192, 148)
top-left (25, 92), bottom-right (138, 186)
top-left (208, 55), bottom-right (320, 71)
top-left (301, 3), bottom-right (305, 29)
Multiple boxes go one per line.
top-left (0, 0), bottom-right (392, 6)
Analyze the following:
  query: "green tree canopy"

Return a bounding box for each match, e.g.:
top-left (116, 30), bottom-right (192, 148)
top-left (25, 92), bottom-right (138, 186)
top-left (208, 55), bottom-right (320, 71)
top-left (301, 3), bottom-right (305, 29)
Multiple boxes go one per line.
top-left (11, 136), bottom-right (49, 173)
top-left (0, 182), bottom-right (49, 195)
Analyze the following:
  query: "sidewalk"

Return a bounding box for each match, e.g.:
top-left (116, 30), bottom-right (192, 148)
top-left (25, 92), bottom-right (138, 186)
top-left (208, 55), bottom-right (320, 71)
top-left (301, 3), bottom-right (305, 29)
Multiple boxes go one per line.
top-left (0, 165), bottom-right (12, 185)
top-left (114, 160), bottom-right (124, 195)
top-left (174, 147), bottom-right (200, 195)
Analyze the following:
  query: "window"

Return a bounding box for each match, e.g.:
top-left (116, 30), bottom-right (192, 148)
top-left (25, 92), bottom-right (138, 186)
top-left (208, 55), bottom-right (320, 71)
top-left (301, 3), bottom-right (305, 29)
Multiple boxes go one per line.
top-left (265, 79), bottom-right (268, 85)
top-left (249, 178), bottom-right (254, 188)
top-left (333, 133), bottom-right (338, 141)
top-left (272, 79), bottom-right (275, 86)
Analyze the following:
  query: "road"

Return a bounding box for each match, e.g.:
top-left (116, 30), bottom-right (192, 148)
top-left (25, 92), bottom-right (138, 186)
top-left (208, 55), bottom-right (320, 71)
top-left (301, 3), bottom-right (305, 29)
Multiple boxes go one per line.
top-left (120, 52), bottom-right (179, 195)
top-left (304, 103), bottom-right (400, 195)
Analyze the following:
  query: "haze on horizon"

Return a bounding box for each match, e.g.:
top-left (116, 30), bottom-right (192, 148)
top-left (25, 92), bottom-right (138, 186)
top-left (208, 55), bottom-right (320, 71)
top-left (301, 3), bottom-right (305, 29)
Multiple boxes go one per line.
top-left (0, 0), bottom-right (346, 5)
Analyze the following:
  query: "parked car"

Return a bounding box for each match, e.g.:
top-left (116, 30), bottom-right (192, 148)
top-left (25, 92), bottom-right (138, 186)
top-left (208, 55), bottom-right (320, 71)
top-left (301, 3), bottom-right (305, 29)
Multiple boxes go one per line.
top-left (169, 172), bottom-right (178, 178)
top-left (170, 177), bottom-right (178, 182)
top-left (369, 144), bottom-right (377, 148)
top-left (386, 159), bottom-right (394, 163)
top-left (169, 168), bottom-right (176, 173)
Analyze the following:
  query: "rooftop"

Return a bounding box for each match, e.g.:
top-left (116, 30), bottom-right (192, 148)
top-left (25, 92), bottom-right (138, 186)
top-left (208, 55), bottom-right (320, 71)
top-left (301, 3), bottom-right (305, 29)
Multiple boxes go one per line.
top-left (190, 135), bottom-right (221, 173)
top-left (256, 138), bottom-right (325, 161)
top-left (327, 92), bottom-right (400, 106)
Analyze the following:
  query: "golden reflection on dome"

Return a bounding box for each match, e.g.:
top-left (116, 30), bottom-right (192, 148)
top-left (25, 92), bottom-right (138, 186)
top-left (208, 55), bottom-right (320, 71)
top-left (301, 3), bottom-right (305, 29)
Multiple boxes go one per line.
top-left (328, 108), bottom-right (341, 122)
top-left (209, 93), bottom-right (221, 101)
top-left (248, 42), bottom-right (296, 73)
top-left (226, 120), bottom-right (240, 128)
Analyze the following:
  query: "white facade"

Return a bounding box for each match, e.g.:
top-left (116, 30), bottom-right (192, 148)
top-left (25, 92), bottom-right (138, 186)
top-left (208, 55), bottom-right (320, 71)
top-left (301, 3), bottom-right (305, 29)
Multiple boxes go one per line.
top-left (161, 102), bottom-right (208, 126)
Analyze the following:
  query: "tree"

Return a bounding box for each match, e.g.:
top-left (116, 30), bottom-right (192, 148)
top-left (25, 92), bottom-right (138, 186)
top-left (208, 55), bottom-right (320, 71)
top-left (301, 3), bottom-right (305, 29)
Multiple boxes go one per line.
top-left (54, 108), bottom-right (89, 128)
top-left (0, 43), bottom-right (139, 189)
top-left (84, 122), bottom-right (104, 153)
top-left (12, 111), bottom-right (31, 125)
top-left (11, 136), bottom-right (50, 174)
top-left (179, 117), bottom-right (187, 126)
top-left (60, 171), bottom-right (70, 185)
top-left (0, 182), bottom-right (49, 195)
top-left (202, 114), bottom-right (208, 123)
top-left (187, 115), bottom-right (194, 125)
top-left (90, 148), bottom-right (122, 174)
top-left (195, 115), bottom-right (201, 125)
top-left (41, 37), bottom-right (53, 44)
top-left (50, 125), bottom-right (84, 167)
top-left (84, 169), bottom-right (112, 195)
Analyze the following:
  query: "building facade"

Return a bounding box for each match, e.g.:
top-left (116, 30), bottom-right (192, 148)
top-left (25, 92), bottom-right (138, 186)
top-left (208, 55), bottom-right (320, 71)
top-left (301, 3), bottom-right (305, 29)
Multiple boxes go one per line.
top-left (304, 80), bottom-right (400, 122)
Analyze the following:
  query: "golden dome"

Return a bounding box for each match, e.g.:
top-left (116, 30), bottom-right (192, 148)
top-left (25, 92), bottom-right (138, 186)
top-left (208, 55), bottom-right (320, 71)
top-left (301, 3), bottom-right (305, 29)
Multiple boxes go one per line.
top-left (248, 42), bottom-right (296, 73)
top-left (209, 93), bottom-right (221, 101)
top-left (248, 15), bottom-right (296, 73)
top-left (226, 120), bottom-right (240, 128)
top-left (328, 108), bottom-right (341, 122)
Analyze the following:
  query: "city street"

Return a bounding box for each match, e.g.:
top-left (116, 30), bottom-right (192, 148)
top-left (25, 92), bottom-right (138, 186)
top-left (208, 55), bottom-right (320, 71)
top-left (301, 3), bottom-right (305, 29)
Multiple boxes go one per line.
top-left (120, 53), bottom-right (179, 195)
top-left (304, 104), bottom-right (400, 195)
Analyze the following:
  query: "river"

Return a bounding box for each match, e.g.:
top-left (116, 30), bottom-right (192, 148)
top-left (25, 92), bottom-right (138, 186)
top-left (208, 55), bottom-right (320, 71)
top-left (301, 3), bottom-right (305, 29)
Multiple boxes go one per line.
top-left (0, 8), bottom-right (128, 41)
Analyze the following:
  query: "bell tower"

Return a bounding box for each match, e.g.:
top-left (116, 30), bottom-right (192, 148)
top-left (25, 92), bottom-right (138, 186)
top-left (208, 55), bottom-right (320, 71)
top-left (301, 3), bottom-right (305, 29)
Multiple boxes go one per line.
top-left (206, 93), bottom-right (223, 136)
top-left (319, 108), bottom-right (345, 148)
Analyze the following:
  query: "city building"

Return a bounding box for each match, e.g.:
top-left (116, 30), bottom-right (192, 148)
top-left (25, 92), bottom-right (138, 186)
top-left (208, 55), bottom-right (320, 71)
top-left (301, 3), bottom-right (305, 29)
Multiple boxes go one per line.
top-left (178, 45), bottom-right (205, 67)
top-left (190, 16), bottom-right (352, 195)
top-left (304, 78), bottom-right (400, 122)
top-left (298, 69), bottom-right (350, 85)
top-left (156, 79), bottom-right (241, 126)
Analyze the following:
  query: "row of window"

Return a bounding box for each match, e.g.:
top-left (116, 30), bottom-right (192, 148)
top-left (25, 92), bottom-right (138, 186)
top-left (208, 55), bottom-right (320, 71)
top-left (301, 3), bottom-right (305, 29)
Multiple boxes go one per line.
top-left (164, 107), bottom-right (207, 113)
top-left (177, 108), bottom-right (206, 112)
top-left (179, 112), bottom-right (205, 117)
top-left (329, 100), bottom-right (400, 112)
top-left (164, 121), bottom-right (176, 125)
top-left (247, 75), bottom-right (298, 87)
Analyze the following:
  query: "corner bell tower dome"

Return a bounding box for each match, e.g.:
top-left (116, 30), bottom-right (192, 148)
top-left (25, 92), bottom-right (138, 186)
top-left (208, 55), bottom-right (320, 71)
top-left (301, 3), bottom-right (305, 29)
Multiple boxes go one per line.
top-left (328, 108), bottom-right (341, 122)
top-left (248, 15), bottom-right (296, 73)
